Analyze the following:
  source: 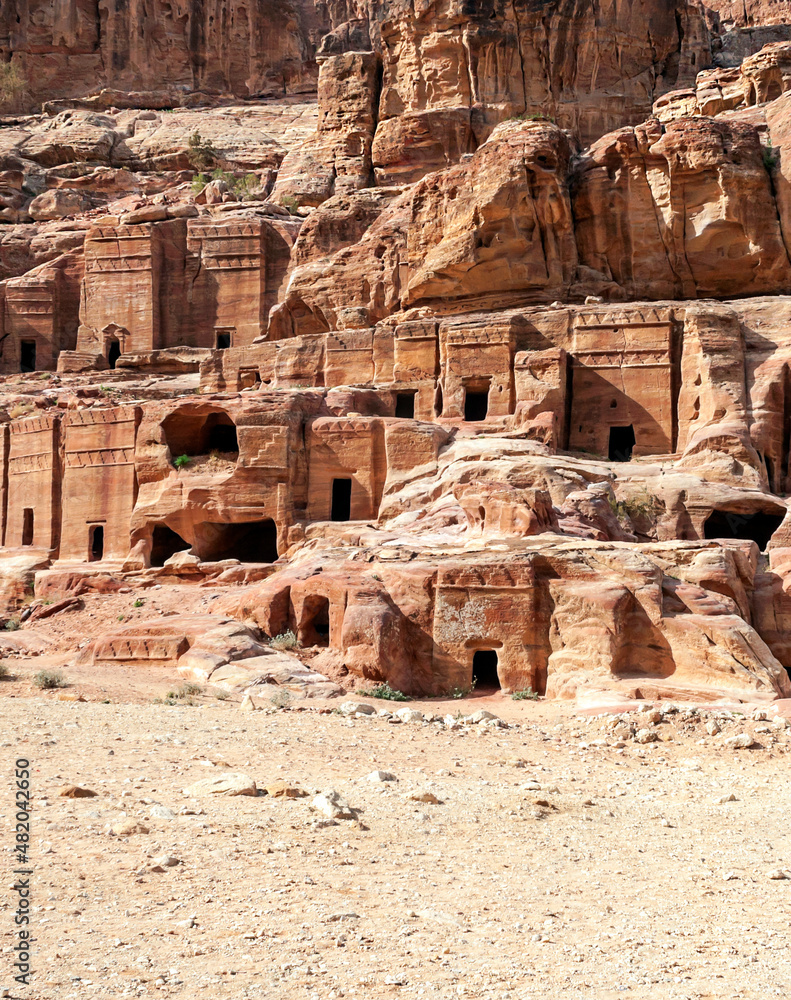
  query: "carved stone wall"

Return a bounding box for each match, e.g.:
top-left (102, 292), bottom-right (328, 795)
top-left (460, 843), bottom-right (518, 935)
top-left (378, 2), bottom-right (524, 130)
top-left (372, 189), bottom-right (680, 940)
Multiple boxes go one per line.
top-left (568, 308), bottom-right (677, 458)
top-left (59, 407), bottom-right (142, 563)
top-left (5, 415), bottom-right (61, 551)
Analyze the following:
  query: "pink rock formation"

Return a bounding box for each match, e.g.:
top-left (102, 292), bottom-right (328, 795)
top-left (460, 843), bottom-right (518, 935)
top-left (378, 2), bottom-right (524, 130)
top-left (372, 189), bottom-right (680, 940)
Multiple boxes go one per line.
top-left (2, 0), bottom-right (791, 707)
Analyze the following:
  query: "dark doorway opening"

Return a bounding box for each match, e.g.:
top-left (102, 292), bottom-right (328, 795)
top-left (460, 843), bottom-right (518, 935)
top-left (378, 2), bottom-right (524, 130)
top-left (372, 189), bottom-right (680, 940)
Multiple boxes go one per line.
top-left (20, 341), bottom-right (36, 373)
top-left (150, 525), bottom-right (190, 567)
top-left (435, 384), bottom-right (444, 418)
top-left (472, 649), bottom-right (500, 690)
top-left (21, 508), bottom-right (34, 546)
top-left (216, 332), bottom-right (232, 350)
top-left (107, 341), bottom-right (121, 369)
top-left (464, 389), bottom-right (489, 422)
top-left (395, 392), bottom-right (416, 418)
top-left (609, 424), bottom-right (635, 461)
top-left (208, 421), bottom-right (238, 453)
top-left (703, 509), bottom-right (785, 550)
top-left (195, 519), bottom-right (278, 563)
top-left (302, 595), bottom-right (330, 647)
top-left (331, 478), bottom-right (352, 521)
top-left (89, 525), bottom-right (104, 562)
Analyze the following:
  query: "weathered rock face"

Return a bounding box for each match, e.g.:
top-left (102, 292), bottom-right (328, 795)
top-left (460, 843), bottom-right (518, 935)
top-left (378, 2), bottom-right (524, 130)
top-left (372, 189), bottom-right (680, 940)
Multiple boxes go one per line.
top-left (272, 51), bottom-right (381, 206)
top-left (574, 116), bottom-right (791, 300)
top-left (273, 115), bottom-right (791, 336)
top-left (1, 0), bottom-right (330, 103)
top-left (269, 0), bottom-right (711, 202)
top-left (7, 0), bottom-right (791, 708)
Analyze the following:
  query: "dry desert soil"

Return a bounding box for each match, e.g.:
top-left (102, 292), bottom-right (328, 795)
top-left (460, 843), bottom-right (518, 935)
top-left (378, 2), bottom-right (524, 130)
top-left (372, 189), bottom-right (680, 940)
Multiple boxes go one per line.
top-left (2, 657), bottom-right (791, 1000)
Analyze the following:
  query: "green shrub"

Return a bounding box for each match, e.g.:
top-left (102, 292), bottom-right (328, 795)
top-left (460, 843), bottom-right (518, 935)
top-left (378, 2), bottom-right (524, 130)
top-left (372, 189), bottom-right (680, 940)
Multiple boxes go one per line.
top-left (269, 630), bottom-right (299, 651)
top-left (763, 143), bottom-right (779, 170)
top-left (608, 490), bottom-right (662, 530)
top-left (32, 670), bottom-right (66, 690)
top-left (191, 171), bottom-right (210, 194)
top-left (186, 131), bottom-right (217, 172)
top-left (281, 195), bottom-right (299, 214)
top-left (360, 682), bottom-right (410, 702)
top-left (177, 682), bottom-right (202, 698)
top-left (450, 679), bottom-right (476, 699)
top-left (174, 454), bottom-right (191, 469)
top-left (5, 619), bottom-right (20, 631)
top-left (161, 682), bottom-right (203, 705)
top-left (191, 167), bottom-right (260, 200)
top-left (511, 688), bottom-right (539, 701)
top-left (133, 598), bottom-right (144, 608)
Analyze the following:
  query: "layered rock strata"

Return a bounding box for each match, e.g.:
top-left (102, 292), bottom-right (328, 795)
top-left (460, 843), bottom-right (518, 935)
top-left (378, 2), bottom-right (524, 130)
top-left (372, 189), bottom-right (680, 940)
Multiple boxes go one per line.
top-left (3, 0), bottom-right (791, 705)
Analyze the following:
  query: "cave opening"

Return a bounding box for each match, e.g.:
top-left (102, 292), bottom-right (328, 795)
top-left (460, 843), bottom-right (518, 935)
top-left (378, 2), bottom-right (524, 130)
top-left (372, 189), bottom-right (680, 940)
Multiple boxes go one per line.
top-left (609, 424), bottom-right (635, 461)
top-left (163, 409), bottom-right (238, 459)
top-left (150, 525), bottom-right (190, 567)
top-left (197, 519), bottom-right (278, 563)
top-left (703, 509), bottom-right (785, 550)
top-left (301, 595), bottom-right (331, 647)
top-left (472, 649), bottom-right (500, 690)
top-left (207, 420), bottom-right (238, 453)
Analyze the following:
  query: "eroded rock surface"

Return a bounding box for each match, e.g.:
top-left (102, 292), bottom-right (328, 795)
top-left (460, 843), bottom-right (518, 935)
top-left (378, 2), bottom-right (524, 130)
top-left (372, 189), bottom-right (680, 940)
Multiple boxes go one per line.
top-left (3, 0), bottom-right (791, 707)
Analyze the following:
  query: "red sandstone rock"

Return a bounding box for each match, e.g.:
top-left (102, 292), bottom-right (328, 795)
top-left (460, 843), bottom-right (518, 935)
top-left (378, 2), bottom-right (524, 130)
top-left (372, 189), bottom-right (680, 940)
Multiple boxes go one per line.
top-left (3, 0), bottom-right (791, 709)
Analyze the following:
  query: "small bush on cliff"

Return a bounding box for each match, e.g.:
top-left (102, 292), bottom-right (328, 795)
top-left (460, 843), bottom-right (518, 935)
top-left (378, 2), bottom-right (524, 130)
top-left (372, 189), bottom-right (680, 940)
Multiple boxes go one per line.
top-left (281, 195), bottom-right (300, 215)
top-left (269, 630), bottom-right (299, 651)
top-left (4, 618), bottom-right (20, 631)
top-left (360, 682), bottom-right (410, 702)
top-left (174, 454), bottom-right (191, 469)
top-left (32, 669), bottom-right (66, 690)
top-left (0, 62), bottom-right (29, 115)
top-left (192, 168), bottom-right (261, 199)
top-left (608, 490), bottom-right (662, 531)
top-left (186, 130), bottom-right (217, 172)
top-left (763, 143), bottom-right (779, 170)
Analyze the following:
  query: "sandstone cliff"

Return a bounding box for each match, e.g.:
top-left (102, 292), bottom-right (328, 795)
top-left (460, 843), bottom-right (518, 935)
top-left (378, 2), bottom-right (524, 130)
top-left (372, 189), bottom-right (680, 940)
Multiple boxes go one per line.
top-left (2, 0), bottom-right (791, 705)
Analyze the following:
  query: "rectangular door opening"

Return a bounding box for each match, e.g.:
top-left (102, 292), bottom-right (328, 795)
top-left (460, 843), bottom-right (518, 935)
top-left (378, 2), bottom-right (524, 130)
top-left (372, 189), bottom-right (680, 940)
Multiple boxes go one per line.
top-left (20, 341), bottom-right (36, 373)
top-left (608, 424), bottom-right (635, 462)
top-left (331, 478), bottom-right (352, 521)
top-left (215, 331), bottom-right (232, 350)
top-left (21, 508), bottom-right (34, 546)
top-left (472, 649), bottom-right (500, 690)
top-left (464, 386), bottom-right (489, 422)
top-left (89, 525), bottom-right (104, 561)
top-left (395, 392), bottom-right (416, 418)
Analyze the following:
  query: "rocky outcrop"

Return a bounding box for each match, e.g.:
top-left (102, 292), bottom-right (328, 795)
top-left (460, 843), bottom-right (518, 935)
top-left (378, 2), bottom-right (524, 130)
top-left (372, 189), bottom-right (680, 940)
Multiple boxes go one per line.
top-left (6, 0), bottom-right (791, 708)
top-left (273, 115), bottom-right (791, 337)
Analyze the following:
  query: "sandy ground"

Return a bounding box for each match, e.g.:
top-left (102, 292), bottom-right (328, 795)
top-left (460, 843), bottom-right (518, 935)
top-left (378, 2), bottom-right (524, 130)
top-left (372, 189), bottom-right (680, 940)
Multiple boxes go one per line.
top-left (1, 669), bottom-right (791, 1000)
